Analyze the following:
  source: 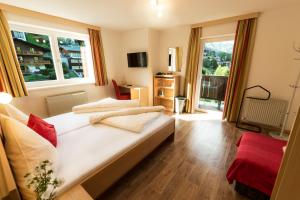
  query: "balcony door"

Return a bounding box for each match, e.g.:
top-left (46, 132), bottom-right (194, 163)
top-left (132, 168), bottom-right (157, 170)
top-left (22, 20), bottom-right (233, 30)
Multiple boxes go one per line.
top-left (195, 36), bottom-right (235, 112)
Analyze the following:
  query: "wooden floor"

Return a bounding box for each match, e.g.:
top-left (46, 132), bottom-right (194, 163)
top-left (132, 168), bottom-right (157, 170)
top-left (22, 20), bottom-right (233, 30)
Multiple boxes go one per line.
top-left (99, 112), bottom-right (248, 200)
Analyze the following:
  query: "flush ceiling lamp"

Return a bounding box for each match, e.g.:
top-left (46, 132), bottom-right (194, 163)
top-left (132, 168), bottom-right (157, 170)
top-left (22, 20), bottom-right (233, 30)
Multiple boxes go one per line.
top-left (150, 0), bottom-right (158, 7)
top-left (150, 0), bottom-right (163, 18)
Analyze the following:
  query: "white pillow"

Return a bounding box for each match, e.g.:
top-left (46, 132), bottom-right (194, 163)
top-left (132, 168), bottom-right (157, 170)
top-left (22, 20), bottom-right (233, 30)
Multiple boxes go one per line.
top-left (0, 114), bottom-right (57, 200)
top-left (0, 104), bottom-right (28, 124)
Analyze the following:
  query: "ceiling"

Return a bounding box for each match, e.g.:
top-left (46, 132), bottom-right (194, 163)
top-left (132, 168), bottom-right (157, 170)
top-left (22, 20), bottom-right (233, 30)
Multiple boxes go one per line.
top-left (0, 0), bottom-right (298, 30)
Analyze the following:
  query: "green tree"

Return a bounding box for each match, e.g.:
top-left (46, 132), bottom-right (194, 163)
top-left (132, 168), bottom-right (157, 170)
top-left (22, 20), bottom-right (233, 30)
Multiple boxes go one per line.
top-left (214, 66), bottom-right (230, 76)
top-left (211, 58), bottom-right (218, 70)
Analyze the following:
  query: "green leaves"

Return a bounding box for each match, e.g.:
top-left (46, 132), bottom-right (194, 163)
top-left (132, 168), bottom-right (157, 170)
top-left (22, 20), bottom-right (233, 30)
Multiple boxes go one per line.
top-left (24, 160), bottom-right (63, 200)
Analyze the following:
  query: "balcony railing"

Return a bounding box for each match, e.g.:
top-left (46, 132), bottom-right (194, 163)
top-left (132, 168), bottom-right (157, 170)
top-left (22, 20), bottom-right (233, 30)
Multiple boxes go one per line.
top-left (200, 75), bottom-right (228, 109)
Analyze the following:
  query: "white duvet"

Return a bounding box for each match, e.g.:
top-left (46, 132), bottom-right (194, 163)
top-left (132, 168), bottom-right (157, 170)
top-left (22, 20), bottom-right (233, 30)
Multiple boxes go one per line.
top-left (72, 97), bottom-right (140, 113)
top-left (89, 106), bottom-right (165, 132)
top-left (44, 112), bottom-right (174, 195)
top-left (101, 112), bottom-right (160, 132)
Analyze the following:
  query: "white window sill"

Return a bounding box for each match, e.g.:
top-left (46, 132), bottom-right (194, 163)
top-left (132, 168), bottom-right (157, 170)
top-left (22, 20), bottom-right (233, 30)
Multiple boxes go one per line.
top-left (27, 81), bottom-right (96, 91)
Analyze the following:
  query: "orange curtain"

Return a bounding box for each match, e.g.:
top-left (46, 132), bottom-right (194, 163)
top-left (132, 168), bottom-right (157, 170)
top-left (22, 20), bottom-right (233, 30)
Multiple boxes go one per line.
top-left (0, 10), bottom-right (28, 97)
top-left (223, 18), bottom-right (257, 122)
top-left (184, 27), bottom-right (202, 113)
top-left (88, 29), bottom-right (108, 86)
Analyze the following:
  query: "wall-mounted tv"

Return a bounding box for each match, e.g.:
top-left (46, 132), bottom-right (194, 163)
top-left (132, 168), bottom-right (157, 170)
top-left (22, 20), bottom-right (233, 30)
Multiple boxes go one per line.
top-left (127, 52), bottom-right (147, 68)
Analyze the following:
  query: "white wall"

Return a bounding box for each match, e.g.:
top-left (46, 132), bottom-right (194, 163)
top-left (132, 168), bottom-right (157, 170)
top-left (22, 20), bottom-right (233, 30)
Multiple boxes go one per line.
top-left (248, 5), bottom-right (300, 129)
top-left (121, 29), bottom-right (150, 86)
top-left (158, 25), bottom-right (190, 95)
top-left (120, 28), bottom-right (160, 105)
top-left (12, 84), bottom-right (113, 118)
top-left (157, 5), bottom-right (300, 130)
top-left (158, 23), bottom-right (236, 95)
top-left (7, 5), bottom-right (300, 130)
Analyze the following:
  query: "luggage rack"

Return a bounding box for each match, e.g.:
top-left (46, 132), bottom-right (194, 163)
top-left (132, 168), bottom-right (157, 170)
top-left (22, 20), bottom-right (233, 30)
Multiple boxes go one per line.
top-left (236, 85), bottom-right (271, 133)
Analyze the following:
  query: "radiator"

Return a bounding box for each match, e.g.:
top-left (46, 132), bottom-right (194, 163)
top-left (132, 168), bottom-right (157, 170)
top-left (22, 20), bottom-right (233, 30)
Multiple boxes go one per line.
top-left (46, 91), bottom-right (88, 116)
top-left (241, 98), bottom-right (288, 128)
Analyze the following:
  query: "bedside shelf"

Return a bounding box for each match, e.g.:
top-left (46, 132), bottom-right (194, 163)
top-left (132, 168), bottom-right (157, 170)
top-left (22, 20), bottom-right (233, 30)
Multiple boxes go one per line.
top-left (156, 86), bottom-right (174, 90)
top-left (155, 96), bottom-right (174, 100)
top-left (153, 75), bottom-right (180, 112)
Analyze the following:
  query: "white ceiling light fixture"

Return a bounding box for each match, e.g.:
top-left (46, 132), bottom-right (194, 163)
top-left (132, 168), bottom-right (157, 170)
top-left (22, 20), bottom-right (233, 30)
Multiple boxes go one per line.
top-left (150, 0), bottom-right (163, 18)
top-left (150, 0), bottom-right (158, 8)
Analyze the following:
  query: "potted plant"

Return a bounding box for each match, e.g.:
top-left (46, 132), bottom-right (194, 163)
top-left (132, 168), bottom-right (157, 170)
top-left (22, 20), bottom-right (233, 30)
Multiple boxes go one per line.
top-left (24, 160), bottom-right (63, 200)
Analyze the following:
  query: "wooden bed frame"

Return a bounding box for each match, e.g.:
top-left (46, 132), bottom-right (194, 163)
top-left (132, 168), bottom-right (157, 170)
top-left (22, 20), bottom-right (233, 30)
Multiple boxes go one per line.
top-left (0, 120), bottom-right (175, 200)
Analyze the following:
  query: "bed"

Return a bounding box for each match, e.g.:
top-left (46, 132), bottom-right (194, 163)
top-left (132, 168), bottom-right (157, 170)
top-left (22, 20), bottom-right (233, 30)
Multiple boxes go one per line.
top-left (0, 109), bottom-right (175, 200)
top-left (227, 132), bottom-right (287, 199)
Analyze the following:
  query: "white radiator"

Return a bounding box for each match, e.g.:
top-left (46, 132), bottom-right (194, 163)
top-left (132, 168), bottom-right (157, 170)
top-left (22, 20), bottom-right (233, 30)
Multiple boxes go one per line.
top-left (46, 91), bottom-right (88, 116)
top-left (241, 98), bottom-right (288, 128)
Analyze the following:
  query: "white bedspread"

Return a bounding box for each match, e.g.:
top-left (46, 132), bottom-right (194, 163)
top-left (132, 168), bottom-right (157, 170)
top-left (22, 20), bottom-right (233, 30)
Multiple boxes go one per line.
top-left (72, 97), bottom-right (140, 113)
top-left (45, 112), bottom-right (174, 194)
top-left (101, 112), bottom-right (160, 132)
top-left (89, 106), bottom-right (165, 132)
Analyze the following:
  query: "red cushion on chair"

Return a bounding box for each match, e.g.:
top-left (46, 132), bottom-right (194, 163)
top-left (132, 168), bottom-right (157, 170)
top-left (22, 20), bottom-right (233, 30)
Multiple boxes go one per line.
top-left (27, 114), bottom-right (57, 147)
top-left (119, 93), bottom-right (131, 100)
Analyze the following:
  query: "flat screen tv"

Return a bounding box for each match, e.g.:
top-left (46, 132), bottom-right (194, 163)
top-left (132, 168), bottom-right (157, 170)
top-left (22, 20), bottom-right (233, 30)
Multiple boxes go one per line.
top-left (127, 52), bottom-right (147, 68)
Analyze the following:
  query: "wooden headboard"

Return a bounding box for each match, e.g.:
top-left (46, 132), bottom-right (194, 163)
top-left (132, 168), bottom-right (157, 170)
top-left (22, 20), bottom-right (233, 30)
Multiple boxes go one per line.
top-left (0, 133), bottom-right (21, 200)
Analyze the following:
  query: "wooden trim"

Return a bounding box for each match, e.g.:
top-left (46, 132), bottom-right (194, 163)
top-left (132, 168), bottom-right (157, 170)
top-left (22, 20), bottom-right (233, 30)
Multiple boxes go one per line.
top-left (271, 108), bottom-right (300, 199)
top-left (0, 3), bottom-right (101, 31)
top-left (58, 185), bottom-right (93, 200)
top-left (0, 136), bottom-right (21, 200)
top-left (191, 12), bottom-right (260, 28)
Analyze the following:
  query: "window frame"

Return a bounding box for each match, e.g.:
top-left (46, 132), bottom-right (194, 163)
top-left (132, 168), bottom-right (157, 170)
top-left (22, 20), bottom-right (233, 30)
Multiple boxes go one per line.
top-left (9, 22), bottom-right (95, 89)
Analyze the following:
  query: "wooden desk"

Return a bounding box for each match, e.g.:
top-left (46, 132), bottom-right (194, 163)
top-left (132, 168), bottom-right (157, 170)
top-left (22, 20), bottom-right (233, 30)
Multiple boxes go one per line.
top-left (120, 85), bottom-right (148, 106)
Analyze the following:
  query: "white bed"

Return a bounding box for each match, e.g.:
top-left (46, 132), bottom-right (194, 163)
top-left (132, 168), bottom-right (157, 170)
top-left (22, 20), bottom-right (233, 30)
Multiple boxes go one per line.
top-left (0, 105), bottom-right (175, 200)
top-left (45, 111), bottom-right (175, 196)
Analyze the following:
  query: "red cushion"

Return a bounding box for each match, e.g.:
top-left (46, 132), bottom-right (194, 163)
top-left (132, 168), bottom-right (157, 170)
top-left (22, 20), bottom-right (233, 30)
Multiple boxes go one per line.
top-left (27, 114), bottom-right (57, 147)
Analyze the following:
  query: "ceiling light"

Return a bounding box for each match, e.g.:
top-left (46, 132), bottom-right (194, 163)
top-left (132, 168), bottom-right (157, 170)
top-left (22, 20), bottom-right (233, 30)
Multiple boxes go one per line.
top-left (150, 0), bottom-right (158, 8)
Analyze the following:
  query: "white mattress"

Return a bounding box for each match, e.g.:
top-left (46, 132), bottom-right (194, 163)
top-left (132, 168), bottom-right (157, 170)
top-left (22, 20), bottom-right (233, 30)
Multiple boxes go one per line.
top-left (45, 112), bottom-right (174, 194)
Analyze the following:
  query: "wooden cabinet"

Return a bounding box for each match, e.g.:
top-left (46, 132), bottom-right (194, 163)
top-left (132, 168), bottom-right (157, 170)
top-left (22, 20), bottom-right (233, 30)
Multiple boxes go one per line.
top-left (153, 75), bottom-right (180, 112)
top-left (120, 85), bottom-right (149, 106)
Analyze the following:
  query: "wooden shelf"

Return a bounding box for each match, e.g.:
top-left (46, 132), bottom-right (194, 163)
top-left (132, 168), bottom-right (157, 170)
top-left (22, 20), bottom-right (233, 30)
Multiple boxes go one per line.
top-left (155, 74), bottom-right (179, 78)
top-left (156, 86), bottom-right (174, 90)
top-left (153, 75), bottom-right (180, 112)
top-left (155, 96), bottom-right (174, 101)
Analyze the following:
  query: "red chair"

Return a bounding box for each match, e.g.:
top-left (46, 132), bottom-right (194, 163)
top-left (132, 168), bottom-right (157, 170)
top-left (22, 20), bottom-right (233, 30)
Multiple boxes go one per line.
top-left (112, 79), bottom-right (131, 100)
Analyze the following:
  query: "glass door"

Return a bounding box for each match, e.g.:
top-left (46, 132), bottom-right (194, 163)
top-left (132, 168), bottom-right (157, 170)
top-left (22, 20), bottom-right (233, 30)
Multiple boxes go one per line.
top-left (195, 37), bottom-right (235, 112)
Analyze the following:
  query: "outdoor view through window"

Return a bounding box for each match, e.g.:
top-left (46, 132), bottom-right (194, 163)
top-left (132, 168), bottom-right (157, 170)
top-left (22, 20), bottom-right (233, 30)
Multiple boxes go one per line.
top-left (199, 40), bottom-right (234, 110)
top-left (57, 37), bottom-right (86, 79)
top-left (11, 30), bottom-right (87, 83)
top-left (11, 31), bottom-right (56, 82)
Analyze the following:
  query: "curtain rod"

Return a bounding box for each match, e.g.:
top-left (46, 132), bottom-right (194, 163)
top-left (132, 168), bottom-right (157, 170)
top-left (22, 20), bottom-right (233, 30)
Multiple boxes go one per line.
top-left (200, 33), bottom-right (235, 40)
top-left (0, 3), bottom-right (101, 31)
top-left (191, 12), bottom-right (260, 28)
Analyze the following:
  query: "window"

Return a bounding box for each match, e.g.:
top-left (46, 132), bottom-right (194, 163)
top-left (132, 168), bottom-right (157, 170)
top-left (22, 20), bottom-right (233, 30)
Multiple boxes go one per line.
top-left (57, 37), bottom-right (87, 79)
top-left (12, 31), bottom-right (56, 82)
top-left (10, 23), bottom-right (94, 88)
